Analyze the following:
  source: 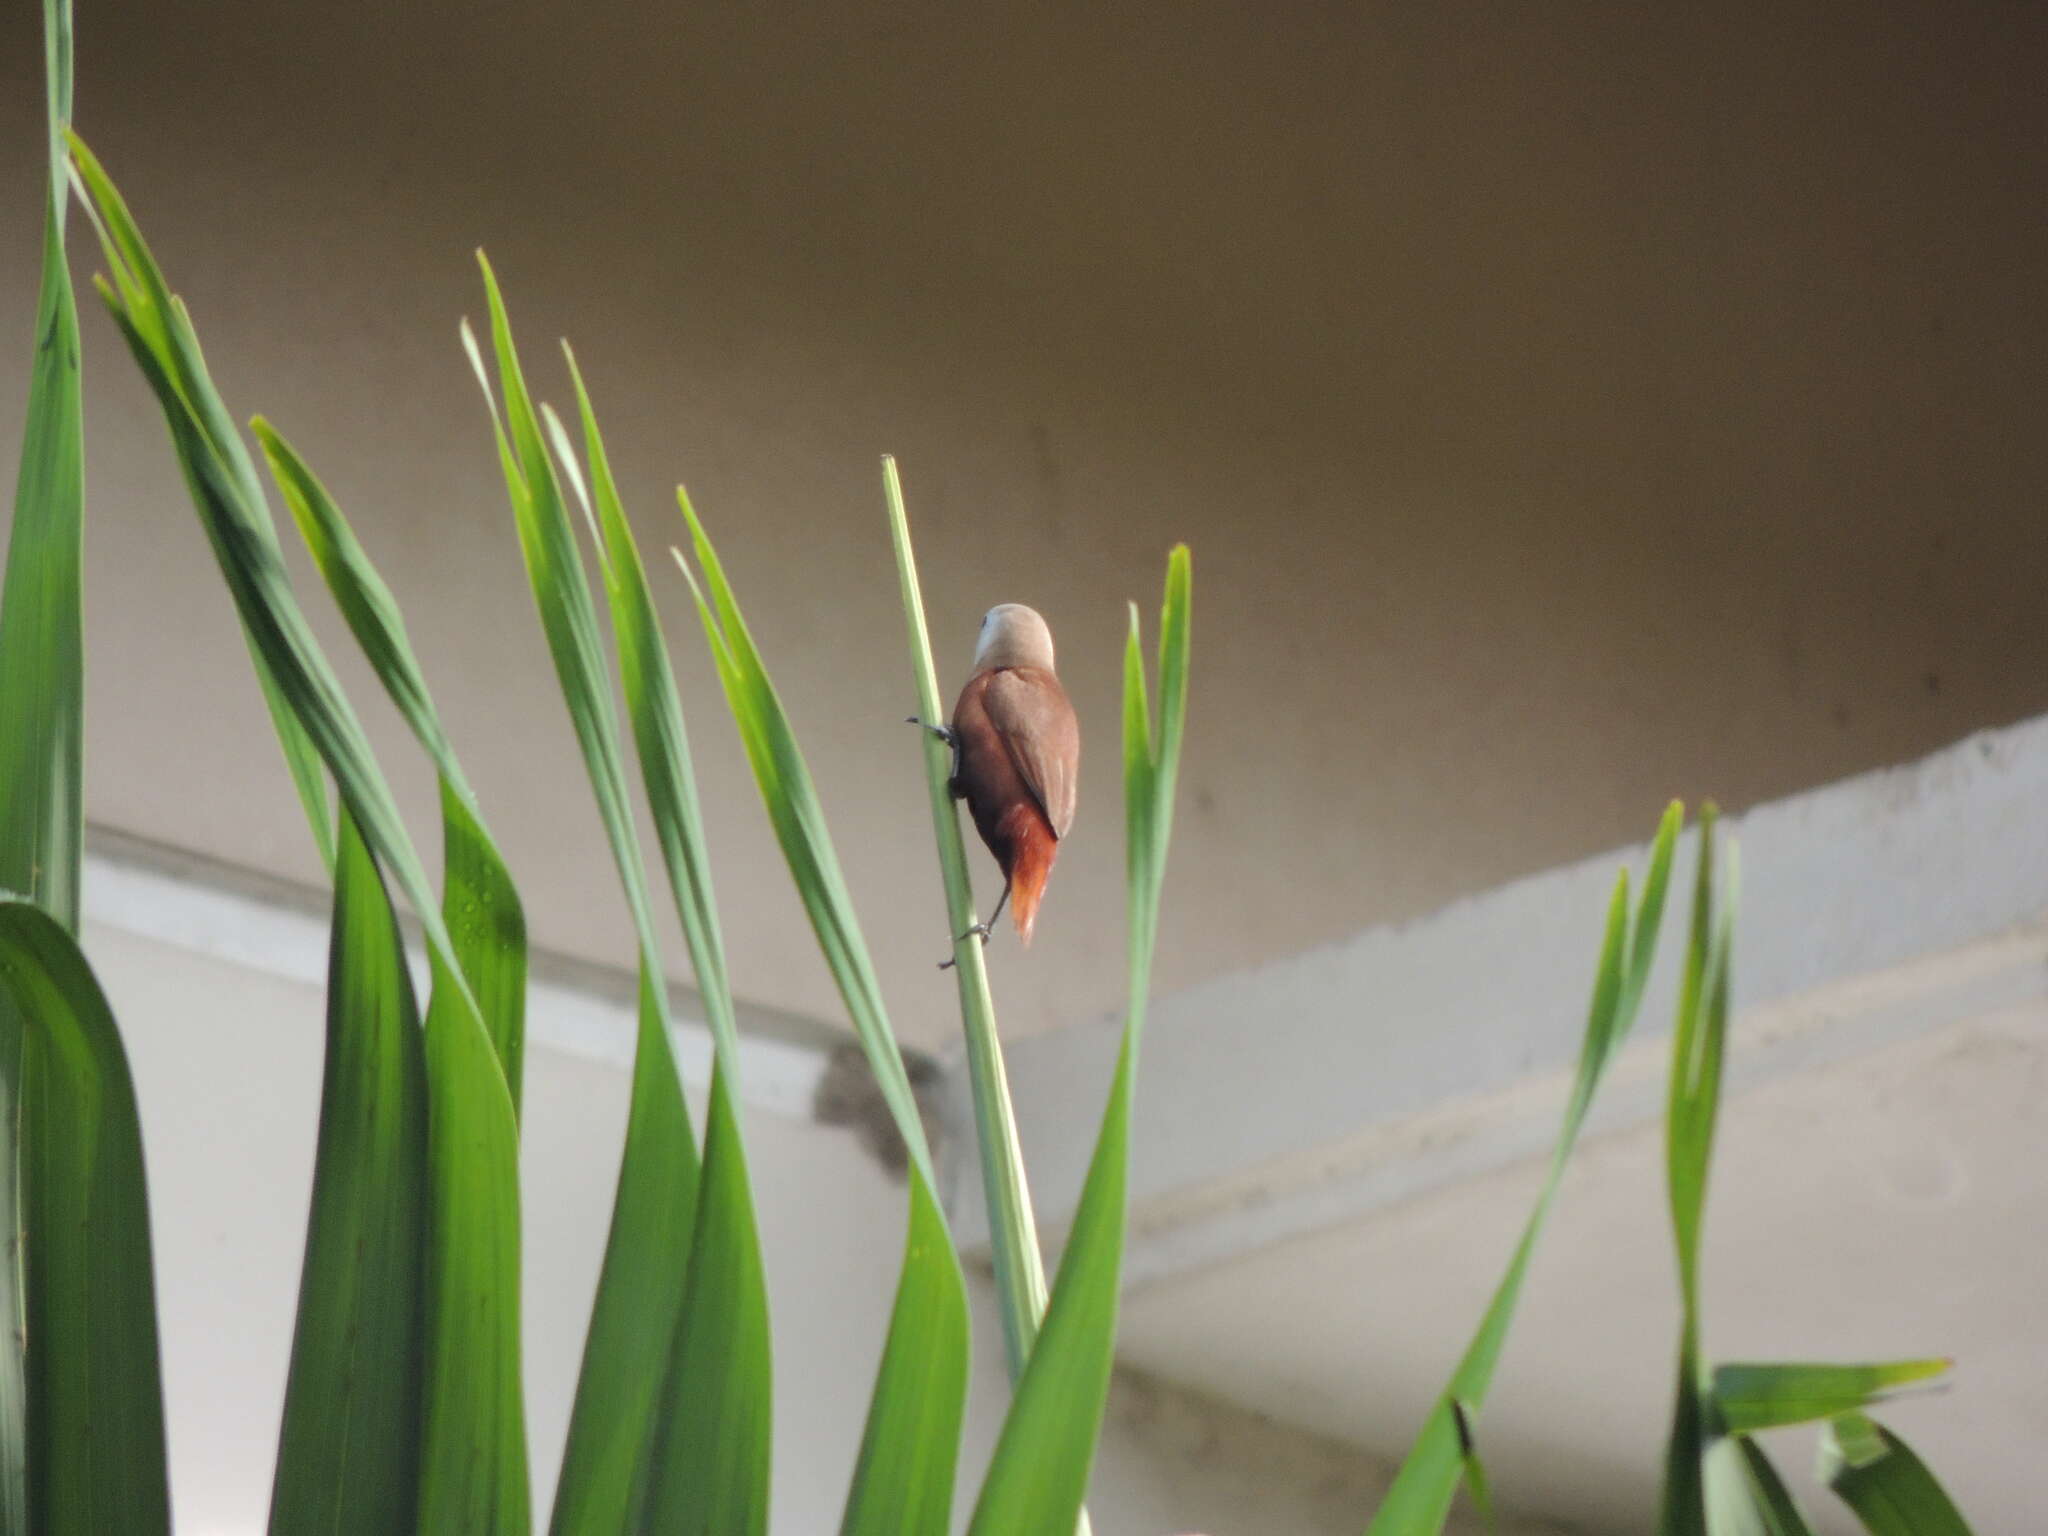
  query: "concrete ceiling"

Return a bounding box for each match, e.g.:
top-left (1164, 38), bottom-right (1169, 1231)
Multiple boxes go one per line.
top-left (3, 2), bottom-right (2045, 1053)
top-left (973, 718), bottom-right (2048, 1532)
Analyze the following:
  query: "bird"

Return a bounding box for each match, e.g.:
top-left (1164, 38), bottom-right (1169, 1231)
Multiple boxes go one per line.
top-left (912, 603), bottom-right (1079, 960)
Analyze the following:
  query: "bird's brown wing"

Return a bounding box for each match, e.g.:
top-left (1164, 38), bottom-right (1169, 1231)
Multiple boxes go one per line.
top-left (981, 666), bottom-right (1079, 839)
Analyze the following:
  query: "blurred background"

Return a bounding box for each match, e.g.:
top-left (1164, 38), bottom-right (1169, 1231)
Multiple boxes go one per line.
top-left (2, 2), bottom-right (2043, 1532)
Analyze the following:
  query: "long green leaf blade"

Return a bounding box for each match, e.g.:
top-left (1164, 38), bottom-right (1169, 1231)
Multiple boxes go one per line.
top-left (268, 812), bottom-right (427, 1535)
top-left (0, 3), bottom-right (87, 1523)
top-left (254, 422), bottom-right (529, 1112)
top-left (837, 1172), bottom-right (969, 1536)
top-left (554, 384), bottom-right (777, 1531)
top-left (674, 497), bottom-right (935, 1181)
top-left (65, 139), bottom-right (334, 869)
top-left (638, 1070), bottom-right (773, 1535)
top-left (464, 269), bottom-right (730, 1533)
top-left (553, 366), bottom-right (737, 1063)
top-left (4, 0), bottom-right (84, 938)
top-left (1818, 1414), bottom-right (1977, 1535)
top-left (966, 546), bottom-right (1191, 1536)
top-left (1712, 1360), bottom-right (1951, 1436)
top-left (70, 141), bottom-right (527, 1533)
top-left (669, 502), bottom-right (970, 1534)
top-left (550, 973), bottom-right (701, 1534)
top-left (0, 898), bottom-right (169, 1535)
top-left (1657, 811), bottom-right (1736, 1536)
top-left (1369, 801), bottom-right (1682, 1535)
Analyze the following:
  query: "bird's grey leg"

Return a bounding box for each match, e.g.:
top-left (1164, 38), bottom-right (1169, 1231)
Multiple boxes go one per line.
top-left (938, 878), bottom-right (1004, 969)
top-left (905, 715), bottom-right (964, 790)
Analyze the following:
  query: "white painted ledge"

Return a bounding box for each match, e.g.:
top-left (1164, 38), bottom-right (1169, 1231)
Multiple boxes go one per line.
top-left (944, 713), bottom-right (2048, 1288)
top-left (79, 826), bottom-right (845, 1122)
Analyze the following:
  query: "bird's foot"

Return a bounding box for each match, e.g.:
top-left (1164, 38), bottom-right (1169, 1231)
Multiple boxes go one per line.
top-left (937, 921), bottom-right (993, 970)
top-left (905, 716), bottom-right (957, 748)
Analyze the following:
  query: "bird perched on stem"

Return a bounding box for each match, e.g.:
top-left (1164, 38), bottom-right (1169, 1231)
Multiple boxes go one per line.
top-left (912, 604), bottom-right (1079, 962)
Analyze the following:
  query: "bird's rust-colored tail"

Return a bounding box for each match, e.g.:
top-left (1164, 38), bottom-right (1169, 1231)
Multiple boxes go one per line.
top-left (1000, 804), bottom-right (1060, 945)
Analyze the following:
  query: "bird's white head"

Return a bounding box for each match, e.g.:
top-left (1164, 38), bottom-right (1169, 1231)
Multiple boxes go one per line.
top-left (974, 603), bottom-right (1056, 672)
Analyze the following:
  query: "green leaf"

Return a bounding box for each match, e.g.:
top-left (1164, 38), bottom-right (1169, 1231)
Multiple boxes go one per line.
top-left (4, 0), bottom-right (84, 938)
top-left (549, 972), bottom-right (701, 1534)
top-left (1368, 801), bottom-right (1682, 1535)
top-left (838, 1173), bottom-right (969, 1536)
top-left (1450, 1401), bottom-right (1496, 1534)
top-left (966, 1034), bottom-right (1134, 1535)
top-left (254, 422), bottom-right (529, 1112)
top-left (1713, 1360), bottom-right (1951, 1436)
top-left (551, 364), bottom-right (737, 1063)
top-left (1657, 810), bottom-right (1737, 1536)
top-left (501, 302), bottom-right (778, 1532)
top-left (966, 547), bottom-right (1192, 1536)
top-left (670, 500), bottom-right (970, 1532)
top-left (0, 3), bottom-right (87, 1524)
top-left (70, 140), bottom-right (527, 1533)
top-left (0, 898), bottom-right (170, 1535)
top-left (638, 1069), bottom-right (773, 1535)
top-left (674, 495), bottom-right (938, 1183)
top-left (1701, 1437), bottom-right (1818, 1536)
top-left (65, 139), bottom-right (334, 870)
top-left (268, 812), bottom-right (427, 1535)
top-left (461, 263), bottom-right (711, 1536)
top-left (1818, 1414), bottom-right (1976, 1535)
top-left (882, 456), bottom-right (1051, 1381)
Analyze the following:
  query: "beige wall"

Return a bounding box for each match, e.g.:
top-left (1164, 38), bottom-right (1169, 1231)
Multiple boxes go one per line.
top-left (3, 1), bottom-right (2043, 1048)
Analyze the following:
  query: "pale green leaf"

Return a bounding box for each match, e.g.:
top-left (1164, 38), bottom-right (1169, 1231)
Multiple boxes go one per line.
top-left (1713, 1360), bottom-right (1950, 1436)
top-left (1369, 801), bottom-right (1682, 1535)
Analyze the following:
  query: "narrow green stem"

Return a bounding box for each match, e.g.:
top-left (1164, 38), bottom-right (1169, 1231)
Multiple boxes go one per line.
top-left (882, 456), bottom-right (1051, 1382)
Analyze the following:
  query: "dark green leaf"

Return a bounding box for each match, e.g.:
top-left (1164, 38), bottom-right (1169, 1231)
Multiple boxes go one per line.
top-left (838, 1172), bottom-right (969, 1536)
top-left (549, 974), bottom-right (701, 1535)
top-left (672, 501), bottom-right (971, 1531)
top-left (268, 812), bottom-right (427, 1535)
top-left (638, 1069), bottom-right (773, 1535)
top-left (1818, 1414), bottom-right (1977, 1536)
top-left (558, 381), bottom-right (778, 1532)
top-left (255, 423), bottom-right (529, 1111)
top-left (0, 899), bottom-right (170, 1535)
top-left (70, 140), bottom-right (527, 1533)
top-left (4, 1), bottom-right (84, 938)
top-left (461, 267), bottom-right (708, 1536)
top-left (0, 3), bottom-right (88, 1523)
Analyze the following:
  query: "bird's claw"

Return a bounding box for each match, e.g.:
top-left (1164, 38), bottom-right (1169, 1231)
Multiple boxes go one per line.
top-left (937, 921), bottom-right (993, 969)
top-left (906, 715), bottom-right (958, 747)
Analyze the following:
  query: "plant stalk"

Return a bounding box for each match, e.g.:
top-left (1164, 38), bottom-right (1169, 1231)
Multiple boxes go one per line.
top-left (882, 455), bottom-right (1052, 1381)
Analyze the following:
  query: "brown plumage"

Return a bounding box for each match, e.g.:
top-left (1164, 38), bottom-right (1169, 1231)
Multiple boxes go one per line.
top-left (949, 604), bottom-right (1078, 945)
